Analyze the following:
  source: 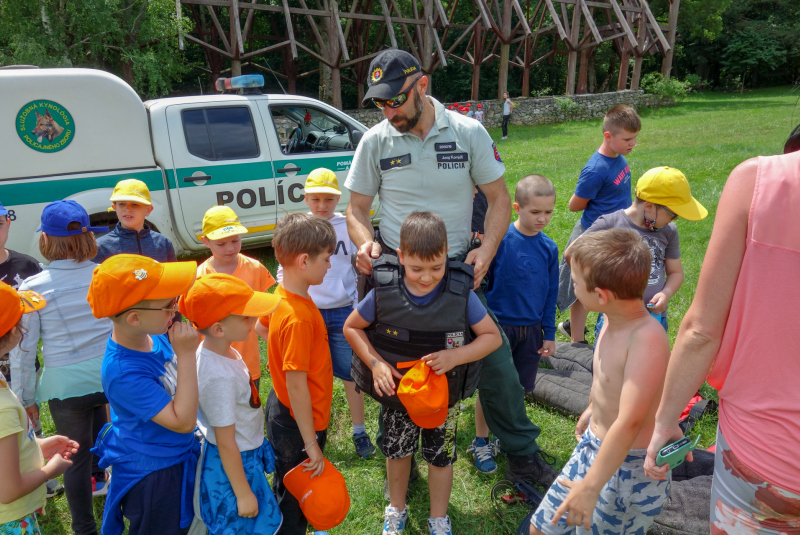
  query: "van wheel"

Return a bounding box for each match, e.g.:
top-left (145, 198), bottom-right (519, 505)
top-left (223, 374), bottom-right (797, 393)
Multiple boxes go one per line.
top-left (89, 214), bottom-right (159, 237)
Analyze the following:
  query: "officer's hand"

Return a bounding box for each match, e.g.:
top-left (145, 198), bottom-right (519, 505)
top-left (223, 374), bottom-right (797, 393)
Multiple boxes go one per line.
top-left (356, 241), bottom-right (382, 275)
top-left (422, 351), bottom-right (457, 375)
top-left (465, 245), bottom-right (493, 289)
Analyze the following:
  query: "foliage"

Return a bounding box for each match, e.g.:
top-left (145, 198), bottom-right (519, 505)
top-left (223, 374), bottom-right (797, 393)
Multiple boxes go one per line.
top-left (684, 74), bottom-right (708, 92)
top-left (554, 96), bottom-right (580, 116)
top-left (721, 28), bottom-right (787, 91)
top-left (0, 0), bottom-right (195, 98)
top-left (640, 73), bottom-right (689, 101)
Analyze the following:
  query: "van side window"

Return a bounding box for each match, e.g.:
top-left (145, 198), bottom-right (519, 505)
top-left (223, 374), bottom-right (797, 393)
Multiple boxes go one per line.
top-left (182, 107), bottom-right (259, 160)
top-left (270, 106), bottom-right (358, 155)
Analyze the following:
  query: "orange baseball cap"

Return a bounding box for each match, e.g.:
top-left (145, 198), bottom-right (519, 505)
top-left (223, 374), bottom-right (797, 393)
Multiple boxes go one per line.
top-left (284, 458), bottom-right (350, 530)
top-left (178, 273), bottom-right (281, 329)
top-left (0, 283), bottom-right (46, 338)
top-left (87, 254), bottom-right (197, 318)
top-left (397, 360), bottom-right (449, 429)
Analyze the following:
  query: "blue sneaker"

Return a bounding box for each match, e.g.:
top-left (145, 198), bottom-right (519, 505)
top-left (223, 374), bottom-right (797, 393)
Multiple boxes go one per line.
top-left (427, 515), bottom-right (453, 535)
top-left (383, 505), bottom-right (407, 535)
top-left (353, 431), bottom-right (376, 458)
top-left (468, 437), bottom-right (497, 473)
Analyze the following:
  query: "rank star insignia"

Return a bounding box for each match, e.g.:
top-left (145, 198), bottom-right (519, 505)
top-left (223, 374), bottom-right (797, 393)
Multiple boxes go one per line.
top-left (393, 330), bottom-right (398, 336)
top-left (380, 154), bottom-right (412, 171)
top-left (386, 328), bottom-right (392, 334)
top-left (133, 269), bottom-right (148, 281)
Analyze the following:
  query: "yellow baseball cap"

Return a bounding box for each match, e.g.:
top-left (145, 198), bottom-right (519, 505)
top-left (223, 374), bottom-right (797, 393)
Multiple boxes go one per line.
top-left (202, 206), bottom-right (248, 240)
top-left (109, 179), bottom-right (152, 206)
top-left (304, 168), bottom-right (341, 195)
top-left (635, 167), bottom-right (708, 221)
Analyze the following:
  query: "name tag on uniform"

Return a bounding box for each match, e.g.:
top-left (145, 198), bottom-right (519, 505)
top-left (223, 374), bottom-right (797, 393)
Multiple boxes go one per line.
top-left (435, 142), bottom-right (456, 151)
top-left (437, 152), bottom-right (468, 162)
top-left (380, 154), bottom-right (412, 171)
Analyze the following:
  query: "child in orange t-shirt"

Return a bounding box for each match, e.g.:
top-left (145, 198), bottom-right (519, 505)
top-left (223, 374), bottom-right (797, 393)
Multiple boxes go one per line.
top-left (254, 213), bottom-right (336, 534)
top-left (198, 206), bottom-right (276, 387)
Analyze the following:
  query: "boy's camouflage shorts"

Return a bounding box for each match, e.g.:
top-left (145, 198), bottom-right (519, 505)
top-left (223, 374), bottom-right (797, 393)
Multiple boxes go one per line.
top-left (379, 406), bottom-right (459, 467)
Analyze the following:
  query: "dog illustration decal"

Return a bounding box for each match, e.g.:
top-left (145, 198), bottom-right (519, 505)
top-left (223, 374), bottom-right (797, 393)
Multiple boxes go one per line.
top-left (31, 110), bottom-right (65, 143)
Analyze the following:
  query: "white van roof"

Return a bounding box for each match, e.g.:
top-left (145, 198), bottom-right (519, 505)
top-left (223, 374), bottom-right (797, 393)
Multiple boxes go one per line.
top-left (0, 68), bottom-right (156, 180)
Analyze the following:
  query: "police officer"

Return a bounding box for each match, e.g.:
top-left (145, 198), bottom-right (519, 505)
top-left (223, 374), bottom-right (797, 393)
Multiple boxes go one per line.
top-left (345, 49), bottom-right (557, 488)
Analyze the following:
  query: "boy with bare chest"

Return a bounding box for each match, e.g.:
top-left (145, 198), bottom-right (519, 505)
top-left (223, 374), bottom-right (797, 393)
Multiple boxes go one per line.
top-left (521, 228), bottom-right (671, 535)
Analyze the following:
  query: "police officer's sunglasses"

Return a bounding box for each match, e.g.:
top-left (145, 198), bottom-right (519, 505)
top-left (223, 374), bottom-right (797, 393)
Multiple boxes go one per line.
top-left (372, 77), bottom-right (420, 109)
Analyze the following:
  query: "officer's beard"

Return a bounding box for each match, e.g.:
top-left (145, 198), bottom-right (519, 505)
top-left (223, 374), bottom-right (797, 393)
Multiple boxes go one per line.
top-left (390, 89), bottom-right (424, 133)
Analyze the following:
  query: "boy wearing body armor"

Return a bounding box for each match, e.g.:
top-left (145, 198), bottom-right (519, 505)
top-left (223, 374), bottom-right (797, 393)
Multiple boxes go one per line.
top-left (344, 212), bottom-right (502, 535)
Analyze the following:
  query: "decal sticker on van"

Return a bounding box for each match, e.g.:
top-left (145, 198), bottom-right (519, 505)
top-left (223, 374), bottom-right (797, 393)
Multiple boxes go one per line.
top-left (17, 100), bottom-right (75, 153)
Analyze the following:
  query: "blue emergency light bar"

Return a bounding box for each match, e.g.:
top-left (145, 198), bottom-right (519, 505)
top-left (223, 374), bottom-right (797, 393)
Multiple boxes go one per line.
top-left (215, 75), bottom-right (265, 92)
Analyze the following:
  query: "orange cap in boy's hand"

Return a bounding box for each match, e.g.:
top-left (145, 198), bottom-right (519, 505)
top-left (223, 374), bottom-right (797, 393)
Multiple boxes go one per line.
top-left (284, 458), bottom-right (350, 530)
top-left (178, 273), bottom-right (281, 329)
top-left (87, 254), bottom-right (197, 318)
top-left (397, 360), bottom-right (449, 429)
top-left (0, 283), bottom-right (46, 338)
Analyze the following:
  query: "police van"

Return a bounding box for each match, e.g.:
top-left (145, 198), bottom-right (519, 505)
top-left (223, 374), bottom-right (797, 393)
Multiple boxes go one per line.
top-left (0, 68), bottom-right (379, 260)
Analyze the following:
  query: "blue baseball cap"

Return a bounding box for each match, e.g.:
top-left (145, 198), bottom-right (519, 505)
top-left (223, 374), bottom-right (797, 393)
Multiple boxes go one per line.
top-left (37, 200), bottom-right (107, 237)
top-left (0, 201), bottom-right (7, 217)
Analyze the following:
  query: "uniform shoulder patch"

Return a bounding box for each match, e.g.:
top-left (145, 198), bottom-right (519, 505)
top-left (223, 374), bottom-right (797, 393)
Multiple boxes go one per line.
top-left (380, 154), bottom-right (412, 171)
top-left (493, 142), bottom-right (502, 162)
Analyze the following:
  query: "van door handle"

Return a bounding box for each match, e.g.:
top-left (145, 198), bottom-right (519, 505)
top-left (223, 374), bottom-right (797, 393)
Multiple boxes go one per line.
top-left (183, 175), bottom-right (212, 182)
top-left (276, 166), bottom-right (301, 174)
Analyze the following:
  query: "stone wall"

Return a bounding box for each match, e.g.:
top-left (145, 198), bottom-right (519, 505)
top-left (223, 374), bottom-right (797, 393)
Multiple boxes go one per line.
top-left (343, 90), bottom-right (672, 129)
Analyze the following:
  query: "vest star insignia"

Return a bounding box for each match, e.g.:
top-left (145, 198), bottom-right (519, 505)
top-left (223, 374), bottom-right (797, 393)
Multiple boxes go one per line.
top-left (380, 153), bottom-right (411, 171)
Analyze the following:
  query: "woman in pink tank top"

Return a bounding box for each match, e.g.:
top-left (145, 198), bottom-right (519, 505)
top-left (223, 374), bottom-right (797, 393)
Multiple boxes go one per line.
top-left (642, 129), bottom-right (800, 534)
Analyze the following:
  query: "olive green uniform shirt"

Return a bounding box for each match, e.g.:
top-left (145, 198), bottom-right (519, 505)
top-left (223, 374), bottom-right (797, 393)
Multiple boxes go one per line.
top-left (345, 97), bottom-right (506, 256)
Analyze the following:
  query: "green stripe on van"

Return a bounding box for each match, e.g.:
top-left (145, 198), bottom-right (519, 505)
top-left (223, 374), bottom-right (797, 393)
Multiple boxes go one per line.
top-left (175, 161), bottom-right (274, 188)
top-left (0, 169), bottom-right (164, 207)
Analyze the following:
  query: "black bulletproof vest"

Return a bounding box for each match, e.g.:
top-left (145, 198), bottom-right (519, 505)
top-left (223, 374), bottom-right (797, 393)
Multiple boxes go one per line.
top-left (350, 255), bottom-right (482, 411)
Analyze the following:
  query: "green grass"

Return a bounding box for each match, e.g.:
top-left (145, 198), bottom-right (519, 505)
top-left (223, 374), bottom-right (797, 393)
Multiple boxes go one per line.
top-left (37, 86), bottom-right (799, 534)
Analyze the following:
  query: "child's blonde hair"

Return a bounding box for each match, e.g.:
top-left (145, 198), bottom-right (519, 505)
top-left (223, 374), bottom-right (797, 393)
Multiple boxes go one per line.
top-left (570, 228), bottom-right (650, 300)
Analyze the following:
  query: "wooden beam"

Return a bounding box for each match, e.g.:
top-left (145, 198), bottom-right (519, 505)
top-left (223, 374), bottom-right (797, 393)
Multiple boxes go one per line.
top-left (340, 49), bottom-right (385, 67)
top-left (184, 33), bottom-right (234, 58)
top-left (530, 49), bottom-right (554, 66)
top-left (579, 0), bottom-right (601, 44)
top-left (608, 0), bottom-right (637, 49)
top-left (241, 39), bottom-right (292, 58)
top-left (249, 61), bottom-right (289, 78)
top-left (511, 0), bottom-right (532, 35)
top-left (660, 0), bottom-right (678, 78)
top-left (377, 0), bottom-right (398, 48)
top-left (544, 0), bottom-right (568, 41)
top-left (296, 0), bottom-right (329, 58)
top-left (444, 17), bottom-right (480, 55)
top-left (231, 0), bottom-right (244, 55)
top-left (475, 0), bottom-right (493, 31)
top-left (281, 0), bottom-right (298, 58)
top-left (434, 0), bottom-right (448, 27)
top-left (206, 5), bottom-right (231, 53)
top-left (332, 0), bottom-right (350, 61)
top-left (428, 16), bottom-right (447, 66)
top-left (242, 0), bottom-right (256, 40)
top-left (639, 0), bottom-right (669, 52)
top-left (296, 41), bottom-right (334, 66)
top-left (176, 0), bottom-right (184, 50)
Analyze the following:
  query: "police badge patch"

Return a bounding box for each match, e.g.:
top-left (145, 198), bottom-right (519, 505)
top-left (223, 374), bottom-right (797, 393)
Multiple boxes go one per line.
top-left (445, 331), bottom-right (465, 349)
top-left (492, 142), bottom-right (503, 162)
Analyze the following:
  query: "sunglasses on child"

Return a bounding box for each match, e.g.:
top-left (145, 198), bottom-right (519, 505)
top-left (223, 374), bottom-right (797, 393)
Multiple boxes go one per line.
top-left (372, 76), bottom-right (420, 109)
top-left (114, 297), bottom-right (180, 317)
top-left (660, 205), bottom-right (679, 221)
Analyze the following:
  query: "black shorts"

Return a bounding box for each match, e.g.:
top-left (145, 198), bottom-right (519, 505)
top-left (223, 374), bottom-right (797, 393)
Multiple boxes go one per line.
top-left (379, 406), bottom-right (459, 468)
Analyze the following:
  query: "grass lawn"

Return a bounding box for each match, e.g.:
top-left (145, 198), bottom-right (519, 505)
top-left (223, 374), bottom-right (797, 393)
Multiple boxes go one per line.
top-left (37, 86), bottom-right (798, 535)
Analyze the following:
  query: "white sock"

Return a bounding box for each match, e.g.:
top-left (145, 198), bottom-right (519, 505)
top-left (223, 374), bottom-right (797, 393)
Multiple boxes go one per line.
top-left (353, 424), bottom-right (366, 435)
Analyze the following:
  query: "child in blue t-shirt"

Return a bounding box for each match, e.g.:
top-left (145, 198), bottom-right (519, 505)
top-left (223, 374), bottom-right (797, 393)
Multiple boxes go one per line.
top-left (557, 105), bottom-right (640, 344)
top-left (87, 254), bottom-right (200, 535)
top-left (486, 174), bottom-right (558, 391)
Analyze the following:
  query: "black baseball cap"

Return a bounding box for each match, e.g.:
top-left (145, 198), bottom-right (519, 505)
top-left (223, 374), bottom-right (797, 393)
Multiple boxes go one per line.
top-left (362, 49), bottom-right (422, 106)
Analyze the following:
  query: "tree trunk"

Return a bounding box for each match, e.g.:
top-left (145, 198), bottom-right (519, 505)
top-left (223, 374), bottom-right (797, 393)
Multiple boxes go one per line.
top-left (587, 48), bottom-right (597, 93)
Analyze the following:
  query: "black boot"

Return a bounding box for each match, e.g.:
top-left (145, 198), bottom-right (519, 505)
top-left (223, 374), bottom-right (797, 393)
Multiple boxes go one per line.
top-left (506, 450), bottom-right (558, 489)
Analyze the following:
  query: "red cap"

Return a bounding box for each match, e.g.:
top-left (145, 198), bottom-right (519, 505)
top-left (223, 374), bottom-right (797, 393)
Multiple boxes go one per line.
top-left (284, 459), bottom-right (350, 530)
top-left (477, 103), bottom-right (482, 108)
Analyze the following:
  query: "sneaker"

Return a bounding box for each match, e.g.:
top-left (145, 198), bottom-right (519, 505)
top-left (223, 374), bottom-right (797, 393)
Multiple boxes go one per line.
top-left (427, 515), bottom-right (453, 535)
top-left (92, 469), bottom-right (112, 497)
top-left (383, 505), bottom-right (408, 535)
top-left (505, 450), bottom-right (558, 489)
top-left (353, 431), bottom-right (376, 458)
top-left (467, 437), bottom-right (497, 474)
top-left (558, 320), bottom-right (590, 342)
top-left (501, 136), bottom-right (508, 140)
top-left (383, 457), bottom-right (420, 501)
top-left (45, 479), bottom-right (64, 498)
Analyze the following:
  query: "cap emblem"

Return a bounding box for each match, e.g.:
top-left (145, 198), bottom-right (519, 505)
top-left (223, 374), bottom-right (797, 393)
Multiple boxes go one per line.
top-left (133, 269), bottom-right (148, 281)
top-left (371, 67), bottom-right (383, 83)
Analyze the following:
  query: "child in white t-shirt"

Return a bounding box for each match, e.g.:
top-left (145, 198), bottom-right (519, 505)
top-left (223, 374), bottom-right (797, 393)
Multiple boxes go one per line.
top-left (276, 168), bottom-right (375, 458)
top-left (179, 273), bottom-right (282, 535)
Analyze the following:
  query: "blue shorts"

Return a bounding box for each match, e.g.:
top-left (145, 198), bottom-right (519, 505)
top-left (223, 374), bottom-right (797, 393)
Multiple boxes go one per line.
top-left (319, 305), bottom-right (355, 381)
top-left (199, 439), bottom-right (282, 535)
top-left (530, 424), bottom-right (670, 535)
top-left (500, 323), bottom-right (544, 393)
top-left (595, 311), bottom-right (668, 342)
